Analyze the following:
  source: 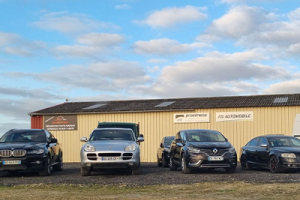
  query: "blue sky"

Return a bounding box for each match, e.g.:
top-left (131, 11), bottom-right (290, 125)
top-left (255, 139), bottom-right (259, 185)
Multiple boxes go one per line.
top-left (1, 0), bottom-right (300, 134)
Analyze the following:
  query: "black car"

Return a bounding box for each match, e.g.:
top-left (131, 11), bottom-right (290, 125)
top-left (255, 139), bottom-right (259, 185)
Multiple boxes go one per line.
top-left (157, 136), bottom-right (175, 167)
top-left (169, 129), bottom-right (237, 174)
top-left (240, 135), bottom-right (300, 173)
top-left (0, 129), bottom-right (63, 176)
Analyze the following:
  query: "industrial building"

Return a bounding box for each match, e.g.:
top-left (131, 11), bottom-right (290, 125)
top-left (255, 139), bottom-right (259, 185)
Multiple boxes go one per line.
top-left (29, 93), bottom-right (300, 162)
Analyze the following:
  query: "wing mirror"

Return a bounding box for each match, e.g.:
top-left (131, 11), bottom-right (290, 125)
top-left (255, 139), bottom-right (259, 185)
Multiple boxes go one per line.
top-left (50, 138), bottom-right (57, 143)
top-left (260, 143), bottom-right (268, 149)
top-left (137, 137), bottom-right (144, 142)
top-left (80, 137), bottom-right (88, 142)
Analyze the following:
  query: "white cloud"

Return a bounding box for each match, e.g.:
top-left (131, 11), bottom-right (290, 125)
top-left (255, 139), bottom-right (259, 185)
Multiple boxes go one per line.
top-left (33, 11), bottom-right (120, 34)
top-left (77, 33), bottom-right (125, 46)
top-left (52, 33), bottom-right (125, 58)
top-left (147, 58), bottom-right (167, 63)
top-left (135, 6), bottom-right (207, 29)
top-left (198, 6), bottom-right (273, 41)
top-left (0, 32), bottom-right (47, 57)
top-left (264, 79), bottom-right (300, 94)
top-left (132, 38), bottom-right (209, 56)
top-left (115, 4), bottom-right (131, 9)
top-left (9, 61), bottom-right (152, 92)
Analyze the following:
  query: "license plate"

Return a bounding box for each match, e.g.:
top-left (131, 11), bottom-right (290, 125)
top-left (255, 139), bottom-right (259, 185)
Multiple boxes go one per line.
top-left (101, 157), bottom-right (120, 161)
top-left (2, 160), bottom-right (21, 165)
top-left (208, 156), bottom-right (224, 161)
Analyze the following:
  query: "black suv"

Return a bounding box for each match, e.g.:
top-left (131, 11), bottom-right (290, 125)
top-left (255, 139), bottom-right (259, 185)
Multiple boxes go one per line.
top-left (0, 129), bottom-right (63, 176)
top-left (157, 136), bottom-right (175, 167)
top-left (169, 129), bottom-right (237, 173)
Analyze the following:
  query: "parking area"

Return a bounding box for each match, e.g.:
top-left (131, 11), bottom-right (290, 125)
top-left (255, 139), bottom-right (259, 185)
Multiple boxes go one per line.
top-left (0, 163), bottom-right (300, 186)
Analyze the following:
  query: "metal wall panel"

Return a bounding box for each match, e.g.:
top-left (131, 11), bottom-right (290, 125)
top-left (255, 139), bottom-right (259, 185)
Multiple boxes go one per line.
top-left (31, 116), bottom-right (43, 129)
top-left (48, 106), bottom-right (300, 162)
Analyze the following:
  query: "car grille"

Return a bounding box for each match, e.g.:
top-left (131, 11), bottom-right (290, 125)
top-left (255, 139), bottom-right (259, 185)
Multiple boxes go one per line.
top-left (200, 149), bottom-right (229, 156)
top-left (86, 152), bottom-right (133, 160)
top-left (0, 150), bottom-right (26, 157)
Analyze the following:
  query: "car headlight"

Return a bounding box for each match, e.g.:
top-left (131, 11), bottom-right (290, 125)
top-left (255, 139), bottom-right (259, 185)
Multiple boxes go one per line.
top-left (125, 143), bottom-right (136, 151)
top-left (27, 149), bottom-right (45, 154)
top-left (281, 153), bottom-right (296, 158)
top-left (84, 144), bottom-right (96, 152)
top-left (228, 147), bottom-right (236, 153)
top-left (188, 147), bottom-right (201, 154)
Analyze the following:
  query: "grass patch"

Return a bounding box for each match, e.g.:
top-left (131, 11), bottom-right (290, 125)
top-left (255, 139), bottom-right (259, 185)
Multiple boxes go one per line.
top-left (0, 182), bottom-right (299, 200)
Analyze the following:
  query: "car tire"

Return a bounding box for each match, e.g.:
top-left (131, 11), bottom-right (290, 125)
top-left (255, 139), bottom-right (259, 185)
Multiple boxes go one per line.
top-left (162, 155), bottom-right (168, 168)
top-left (225, 166), bottom-right (236, 173)
top-left (169, 157), bottom-right (177, 171)
top-left (181, 155), bottom-right (191, 174)
top-left (240, 155), bottom-right (251, 170)
top-left (53, 154), bottom-right (63, 171)
top-left (39, 156), bottom-right (51, 176)
top-left (81, 167), bottom-right (91, 176)
top-left (269, 156), bottom-right (281, 173)
top-left (157, 156), bottom-right (162, 167)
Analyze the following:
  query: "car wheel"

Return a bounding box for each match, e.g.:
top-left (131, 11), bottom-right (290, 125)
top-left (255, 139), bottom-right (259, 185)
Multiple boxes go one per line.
top-left (240, 155), bottom-right (251, 170)
top-left (162, 155), bottom-right (168, 168)
top-left (157, 156), bottom-right (162, 167)
top-left (181, 155), bottom-right (191, 174)
top-left (53, 154), bottom-right (63, 171)
top-left (39, 156), bottom-right (51, 176)
top-left (81, 167), bottom-right (91, 176)
top-left (225, 166), bottom-right (236, 173)
top-left (7, 171), bottom-right (18, 175)
top-left (269, 156), bottom-right (281, 173)
top-left (169, 157), bottom-right (177, 171)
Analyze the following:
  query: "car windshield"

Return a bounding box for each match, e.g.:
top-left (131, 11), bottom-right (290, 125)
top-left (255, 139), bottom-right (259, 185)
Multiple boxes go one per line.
top-left (0, 131), bottom-right (46, 143)
top-left (90, 129), bottom-right (134, 141)
top-left (164, 137), bottom-right (174, 147)
top-left (186, 130), bottom-right (226, 142)
top-left (268, 137), bottom-right (300, 147)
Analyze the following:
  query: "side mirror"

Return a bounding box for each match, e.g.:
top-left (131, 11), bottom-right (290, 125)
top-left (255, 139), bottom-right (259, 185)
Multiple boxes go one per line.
top-left (50, 138), bottom-right (57, 143)
top-left (137, 137), bottom-right (144, 142)
top-left (80, 137), bottom-right (88, 142)
top-left (261, 143), bottom-right (268, 149)
top-left (139, 134), bottom-right (144, 138)
top-left (160, 143), bottom-right (164, 148)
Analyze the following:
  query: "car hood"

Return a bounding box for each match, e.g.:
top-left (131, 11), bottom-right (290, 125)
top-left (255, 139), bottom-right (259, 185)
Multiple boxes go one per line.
top-left (87, 140), bottom-right (136, 151)
top-left (271, 147), bottom-right (300, 153)
top-left (0, 142), bottom-right (46, 150)
top-left (188, 141), bottom-right (232, 149)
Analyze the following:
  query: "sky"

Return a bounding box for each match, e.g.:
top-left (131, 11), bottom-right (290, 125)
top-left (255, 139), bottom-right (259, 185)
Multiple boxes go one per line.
top-left (1, 0), bottom-right (300, 134)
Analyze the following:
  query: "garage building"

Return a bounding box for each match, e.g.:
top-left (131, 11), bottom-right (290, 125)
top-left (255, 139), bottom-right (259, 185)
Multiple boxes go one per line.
top-left (29, 93), bottom-right (300, 163)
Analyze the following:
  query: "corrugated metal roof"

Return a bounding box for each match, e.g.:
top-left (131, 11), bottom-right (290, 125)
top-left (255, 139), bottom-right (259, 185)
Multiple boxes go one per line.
top-left (28, 93), bottom-right (300, 115)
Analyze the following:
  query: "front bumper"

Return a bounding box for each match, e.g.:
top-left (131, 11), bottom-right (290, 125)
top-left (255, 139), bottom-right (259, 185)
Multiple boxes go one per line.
top-left (186, 152), bottom-right (237, 169)
top-left (280, 157), bottom-right (300, 169)
top-left (81, 150), bottom-right (140, 170)
top-left (0, 154), bottom-right (48, 171)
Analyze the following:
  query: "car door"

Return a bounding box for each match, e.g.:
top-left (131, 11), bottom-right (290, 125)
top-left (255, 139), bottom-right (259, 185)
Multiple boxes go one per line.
top-left (173, 132), bottom-right (183, 164)
top-left (157, 138), bottom-right (164, 161)
top-left (256, 137), bottom-right (270, 168)
top-left (246, 137), bottom-right (260, 165)
top-left (46, 131), bottom-right (59, 162)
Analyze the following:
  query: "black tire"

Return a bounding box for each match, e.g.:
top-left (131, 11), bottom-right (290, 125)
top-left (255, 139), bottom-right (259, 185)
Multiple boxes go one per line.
top-left (53, 154), bottom-right (63, 171)
top-left (157, 156), bottom-right (162, 167)
top-left (81, 167), bottom-right (90, 176)
top-left (162, 155), bottom-right (168, 168)
top-left (7, 171), bottom-right (18, 175)
top-left (39, 156), bottom-right (51, 176)
top-left (269, 156), bottom-right (281, 173)
top-left (225, 166), bottom-right (237, 173)
top-left (240, 155), bottom-right (251, 170)
top-left (181, 155), bottom-right (191, 174)
top-left (169, 157), bottom-right (177, 171)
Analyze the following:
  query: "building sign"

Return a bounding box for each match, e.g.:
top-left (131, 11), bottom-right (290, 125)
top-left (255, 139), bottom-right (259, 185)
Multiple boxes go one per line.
top-left (174, 113), bottom-right (210, 123)
top-left (44, 115), bottom-right (78, 131)
top-left (216, 111), bottom-right (253, 122)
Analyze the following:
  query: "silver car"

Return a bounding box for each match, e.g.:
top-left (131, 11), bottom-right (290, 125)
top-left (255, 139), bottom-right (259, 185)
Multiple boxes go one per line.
top-left (80, 128), bottom-right (144, 176)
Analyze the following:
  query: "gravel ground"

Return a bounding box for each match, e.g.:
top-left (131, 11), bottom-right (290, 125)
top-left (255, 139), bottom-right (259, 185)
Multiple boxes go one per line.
top-left (0, 163), bottom-right (300, 186)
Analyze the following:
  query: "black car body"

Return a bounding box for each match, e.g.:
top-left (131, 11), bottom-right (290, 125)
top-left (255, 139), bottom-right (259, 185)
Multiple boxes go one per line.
top-left (169, 129), bottom-right (237, 174)
top-left (240, 135), bottom-right (300, 173)
top-left (157, 136), bottom-right (175, 167)
top-left (0, 129), bottom-right (63, 176)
